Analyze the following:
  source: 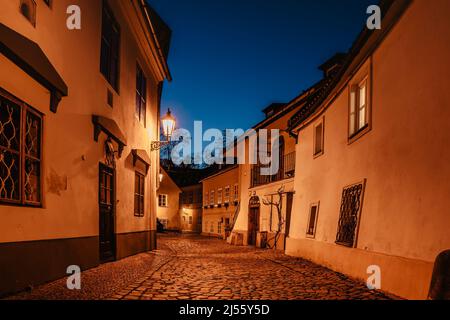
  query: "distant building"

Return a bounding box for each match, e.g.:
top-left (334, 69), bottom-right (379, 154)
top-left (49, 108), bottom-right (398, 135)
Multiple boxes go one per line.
top-left (179, 184), bottom-right (203, 233)
top-left (201, 166), bottom-right (239, 239)
top-left (157, 168), bottom-right (182, 231)
top-left (0, 0), bottom-right (171, 296)
top-left (230, 80), bottom-right (324, 249)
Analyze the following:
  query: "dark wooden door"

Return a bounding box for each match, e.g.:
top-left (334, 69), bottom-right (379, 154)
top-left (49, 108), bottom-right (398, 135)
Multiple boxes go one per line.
top-left (99, 164), bottom-right (115, 262)
top-left (248, 207), bottom-right (260, 246)
top-left (284, 192), bottom-right (294, 249)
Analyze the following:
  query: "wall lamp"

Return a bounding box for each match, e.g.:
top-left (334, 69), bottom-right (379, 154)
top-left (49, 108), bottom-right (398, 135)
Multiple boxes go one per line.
top-left (151, 109), bottom-right (176, 151)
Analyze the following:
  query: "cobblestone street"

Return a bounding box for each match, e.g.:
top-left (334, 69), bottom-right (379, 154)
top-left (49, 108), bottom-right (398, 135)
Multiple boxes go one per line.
top-left (6, 234), bottom-right (397, 300)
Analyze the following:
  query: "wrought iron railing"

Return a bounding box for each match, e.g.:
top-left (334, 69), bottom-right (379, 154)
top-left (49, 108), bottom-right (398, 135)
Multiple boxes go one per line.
top-left (250, 152), bottom-right (296, 188)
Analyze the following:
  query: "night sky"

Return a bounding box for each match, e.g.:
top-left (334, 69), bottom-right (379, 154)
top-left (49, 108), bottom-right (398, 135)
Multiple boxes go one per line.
top-left (150, 0), bottom-right (376, 134)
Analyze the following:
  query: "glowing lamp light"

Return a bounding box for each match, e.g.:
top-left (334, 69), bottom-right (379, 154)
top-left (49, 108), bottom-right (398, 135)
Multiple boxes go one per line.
top-left (161, 109), bottom-right (176, 140)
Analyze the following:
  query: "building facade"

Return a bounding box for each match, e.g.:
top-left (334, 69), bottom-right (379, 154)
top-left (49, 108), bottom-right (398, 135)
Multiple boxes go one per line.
top-left (157, 168), bottom-right (181, 231)
top-left (0, 0), bottom-right (171, 296)
top-left (202, 166), bottom-right (239, 239)
top-left (230, 87), bottom-right (325, 250)
top-left (286, 0), bottom-right (450, 299)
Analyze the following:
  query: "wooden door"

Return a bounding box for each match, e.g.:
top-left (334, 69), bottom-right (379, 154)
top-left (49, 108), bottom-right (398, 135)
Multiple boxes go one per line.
top-left (248, 207), bottom-right (260, 246)
top-left (99, 164), bottom-right (115, 262)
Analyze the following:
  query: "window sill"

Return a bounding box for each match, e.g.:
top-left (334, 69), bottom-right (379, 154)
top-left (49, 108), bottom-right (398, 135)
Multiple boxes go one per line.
top-left (0, 201), bottom-right (43, 209)
top-left (348, 124), bottom-right (371, 145)
top-left (313, 150), bottom-right (324, 159)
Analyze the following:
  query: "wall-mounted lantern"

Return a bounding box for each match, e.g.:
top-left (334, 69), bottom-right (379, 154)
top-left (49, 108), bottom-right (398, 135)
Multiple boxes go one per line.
top-left (151, 109), bottom-right (176, 151)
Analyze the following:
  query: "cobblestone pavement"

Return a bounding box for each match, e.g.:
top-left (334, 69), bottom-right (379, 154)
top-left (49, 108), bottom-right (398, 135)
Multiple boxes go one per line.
top-left (116, 234), bottom-right (397, 300)
top-left (5, 234), bottom-right (398, 300)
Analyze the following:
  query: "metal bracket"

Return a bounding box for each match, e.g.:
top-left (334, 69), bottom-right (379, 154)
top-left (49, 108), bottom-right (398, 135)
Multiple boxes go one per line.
top-left (151, 141), bottom-right (170, 152)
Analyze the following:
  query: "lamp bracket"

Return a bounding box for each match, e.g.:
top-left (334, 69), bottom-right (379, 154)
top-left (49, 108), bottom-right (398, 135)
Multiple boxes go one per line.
top-left (151, 140), bottom-right (170, 152)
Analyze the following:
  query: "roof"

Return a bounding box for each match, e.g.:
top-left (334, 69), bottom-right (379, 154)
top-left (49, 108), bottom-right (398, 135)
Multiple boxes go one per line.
top-left (0, 23), bottom-right (68, 112)
top-left (288, 0), bottom-right (412, 131)
top-left (140, 1), bottom-right (172, 81)
top-left (318, 53), bottom-right (347, 73)
top-left (160, 167), bottom-right (182, 192)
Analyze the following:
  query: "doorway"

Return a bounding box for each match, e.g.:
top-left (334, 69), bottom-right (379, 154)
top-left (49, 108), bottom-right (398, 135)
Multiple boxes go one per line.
top-left (99, 163), bottom-right (116, 262)
top-left (248, 196), bottom-right (260, 246)
top-left (284, 192), bottom-right (294, 250)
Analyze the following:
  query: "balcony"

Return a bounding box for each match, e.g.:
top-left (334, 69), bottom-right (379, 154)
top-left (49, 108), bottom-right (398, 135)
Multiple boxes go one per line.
top-left (250, 152), bottom-right (295, 188)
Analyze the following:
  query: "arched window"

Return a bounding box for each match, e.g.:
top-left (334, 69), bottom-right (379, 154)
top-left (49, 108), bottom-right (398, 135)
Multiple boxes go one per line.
top-left (20, 0), bottom-right (36, 26)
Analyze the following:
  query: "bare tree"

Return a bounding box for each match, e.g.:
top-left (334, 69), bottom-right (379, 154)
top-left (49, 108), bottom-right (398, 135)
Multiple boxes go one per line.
top-left (262, 186), bottom-right (285, 250)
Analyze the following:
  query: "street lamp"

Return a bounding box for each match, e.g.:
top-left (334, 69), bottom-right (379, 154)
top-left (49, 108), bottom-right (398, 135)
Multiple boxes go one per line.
top-left (151, 109), bottom-right (176, 151)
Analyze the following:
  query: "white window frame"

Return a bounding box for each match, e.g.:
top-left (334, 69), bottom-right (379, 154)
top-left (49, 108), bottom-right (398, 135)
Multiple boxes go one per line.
top-left (210, 190), bottom-right (215, 206)
top-left (224, 186), bottom-right (230, 204)
top-left (313, 117), bottom-right (325, 158)
top-left (233, 184), bottom-right (239, 202)
top-left (158, 194), bottom-right (168, 207)
top-left (348, 73), bottom-right (371, 143)
top-left (217, 188), bottom-right (223, 205)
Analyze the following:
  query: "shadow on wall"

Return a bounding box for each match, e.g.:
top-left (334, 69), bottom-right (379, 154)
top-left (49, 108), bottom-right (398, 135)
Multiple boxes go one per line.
top-left (428, 250), bottom-right (450, 300)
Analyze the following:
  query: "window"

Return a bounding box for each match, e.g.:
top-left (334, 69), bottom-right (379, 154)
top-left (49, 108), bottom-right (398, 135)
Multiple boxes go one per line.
top-left (217, 188), bottom-right (223, 205)
top-left (306, 203), bottom-right (320, 238)
top-left (210, 190), bottom-right (215, 206)
top-left (224, 186), bottom-right (230, 203)
top-left (0, 89), bottom-right (42, 206)
top-left (20, 0), bottom-right (36, 26)
top-left (136, 64), bottom-right (147, 125)
top-left (158, 194), bottom-right (168, 207)
top-left (204, 192), bottom-right (209, 206)
top-left (314, 119), bottom-right (324, 157)
top-left (218, 222), bottom-right (222, 235)
top-left (189, 216), bottom-right (193, 225)
top-left (134, 172), bottom-right (145, 217)
top-left (233, 184), bottom-right (239, 202)
top-left (336, 181), bottom-right (366, 247)
top-left (100, 1), bottom-right (120, 91)
top-left (349, 78), bottom-right (369, 139)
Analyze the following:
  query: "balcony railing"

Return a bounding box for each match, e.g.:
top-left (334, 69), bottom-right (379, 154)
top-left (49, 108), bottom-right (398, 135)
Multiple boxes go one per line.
top-left (250, 152), bottom-right (296, 188)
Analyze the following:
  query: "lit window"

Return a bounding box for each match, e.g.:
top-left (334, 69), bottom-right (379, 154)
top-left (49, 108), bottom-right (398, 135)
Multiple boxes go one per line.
top-left (349, 78), bottom-right (369, 138)
top-left (233, 184), bottom-right (239, 202)
top-left (204, 192), bottom-right (209, 206)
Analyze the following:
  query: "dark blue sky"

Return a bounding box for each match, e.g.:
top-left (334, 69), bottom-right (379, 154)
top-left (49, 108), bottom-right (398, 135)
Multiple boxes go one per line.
top-left (150, 0), bottom-right (375, 133)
